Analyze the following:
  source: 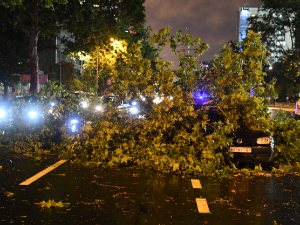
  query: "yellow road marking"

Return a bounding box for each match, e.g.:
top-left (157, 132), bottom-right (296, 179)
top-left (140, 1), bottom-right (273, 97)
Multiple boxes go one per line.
top-left (20, 160), bottom-right (67, 185)
top-left (196, 198), bottom-right (210, 213)
top-left (191, 179), bottom-right (202, 189)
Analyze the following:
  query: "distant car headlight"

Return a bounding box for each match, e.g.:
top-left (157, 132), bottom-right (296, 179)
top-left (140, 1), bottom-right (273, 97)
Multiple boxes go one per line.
top-left (69, 119), bottom-right (80, 133)
top-left (95, 105), bottom-right (102, 111)
top-left (140, 95), bottom-right (146, 101)
top-left (27, 110), bottom-right (40, 120)
top-left (130, 107), bottom-right (138, 114)
top-left (70, 119), bottom-right (79, 124)
top-left (257, 137), bottom-right (271, 144)
top-left (153, 96), bottom-right (163, 104)
top-left (0, 109), bottom-right (6, 119)
top-left (81, 102), bottom-right (88, 108)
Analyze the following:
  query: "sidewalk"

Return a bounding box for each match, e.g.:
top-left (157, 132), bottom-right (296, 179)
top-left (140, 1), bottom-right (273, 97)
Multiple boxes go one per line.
top-left (269, 102), bottom-right (295, 112)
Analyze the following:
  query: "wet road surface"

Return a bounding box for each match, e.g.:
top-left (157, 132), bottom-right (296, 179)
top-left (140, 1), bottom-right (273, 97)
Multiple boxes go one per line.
top-left (1, 154), bottom-right (300, 225)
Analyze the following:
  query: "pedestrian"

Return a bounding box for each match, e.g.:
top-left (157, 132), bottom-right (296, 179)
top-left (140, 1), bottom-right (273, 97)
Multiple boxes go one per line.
top-left (295, 98), bottom-right (300, 120)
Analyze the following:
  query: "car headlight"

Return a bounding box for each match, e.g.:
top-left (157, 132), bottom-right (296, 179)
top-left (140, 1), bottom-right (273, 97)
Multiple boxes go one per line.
top-left (257, 137), bottom-right (271, 144)
top-left (81, 102), bottom-right (88, 108)
top-left (130, 107), bottom-right (138, 114)
top-left (95, 105), bottom-right (102, 111)
top-left (28, 110), bottom-right (39, 119)
top-left (0, 109), bottom-right (6, 119)
top-left (70, 119), bottom-right (79, 124)
top-left (153, 96), bottom-right (163, 104)
top-left (69, 119), bottom-right (79, 132)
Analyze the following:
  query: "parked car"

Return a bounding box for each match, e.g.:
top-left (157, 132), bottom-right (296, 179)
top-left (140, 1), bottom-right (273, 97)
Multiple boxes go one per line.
top-left (205, 108), bottom-right (275, 167)
top-left (61, 91), bottom-right (92, 109)
top-left (95, 94), bottom-right (140, 115)
top-left (226, 129), bottom-right (274, 165)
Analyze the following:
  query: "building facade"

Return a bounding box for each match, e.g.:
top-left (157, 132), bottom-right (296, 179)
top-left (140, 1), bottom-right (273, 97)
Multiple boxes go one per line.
top-left (237, 4), bottom-right (293, 66)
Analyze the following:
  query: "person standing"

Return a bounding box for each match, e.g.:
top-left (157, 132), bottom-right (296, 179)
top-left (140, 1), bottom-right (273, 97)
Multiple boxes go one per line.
top-left (295, 98), bottom-right (300, 120)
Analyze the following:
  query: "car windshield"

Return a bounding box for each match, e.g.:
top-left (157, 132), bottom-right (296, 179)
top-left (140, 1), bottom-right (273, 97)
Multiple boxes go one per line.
top-left (102, 96), bottom-right (115, 104)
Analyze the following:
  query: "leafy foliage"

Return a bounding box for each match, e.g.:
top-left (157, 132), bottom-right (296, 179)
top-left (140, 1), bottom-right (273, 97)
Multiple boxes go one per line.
top-left (248, 0), bottom-right (300, 56)
top-left (206, 30), bottom-right (275, 132)
top-left (2, 29), bottom-right (296, 177)
top-left (267, 56), bottom-right (300, 101)
top-left (271, 111), bottom-right (300, 167)
top-left (1, 0), bottom-right (145, 93)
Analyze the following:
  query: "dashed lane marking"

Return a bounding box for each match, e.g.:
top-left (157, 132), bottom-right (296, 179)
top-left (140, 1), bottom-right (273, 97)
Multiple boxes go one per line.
top-left (191, 179), bottom-right (210, 213)
top-left (191, 179), bottom-right (202, 189)
top-left (196, 198), bottom-right (210, 213)
top-left (19, 160), bottom-right (67, 185)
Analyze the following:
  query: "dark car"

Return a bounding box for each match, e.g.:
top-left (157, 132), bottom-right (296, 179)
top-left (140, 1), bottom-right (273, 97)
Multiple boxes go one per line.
top-left (206, 108), bottom-right (275, 166)
top-left (227, 129), bottom-right (275, 165)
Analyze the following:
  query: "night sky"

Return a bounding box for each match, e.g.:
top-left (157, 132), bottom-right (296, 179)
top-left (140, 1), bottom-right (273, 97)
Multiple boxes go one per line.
top-left (144, 0), bottom-right (262, 66)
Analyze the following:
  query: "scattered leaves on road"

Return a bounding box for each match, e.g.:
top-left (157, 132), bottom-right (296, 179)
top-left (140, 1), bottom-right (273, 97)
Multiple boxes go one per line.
top-left (35, 199), bottom-right (70, 208)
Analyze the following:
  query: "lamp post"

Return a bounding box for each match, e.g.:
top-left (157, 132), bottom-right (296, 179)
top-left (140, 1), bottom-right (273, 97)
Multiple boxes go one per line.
top-left (59, 29), bottom-right (61, 88)
top-left (96, 46), bottom-right (98, 95)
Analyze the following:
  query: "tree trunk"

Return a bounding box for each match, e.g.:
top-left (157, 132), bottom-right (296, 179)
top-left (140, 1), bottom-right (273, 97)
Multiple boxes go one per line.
top-left (29, 30), bottom-right (39, 93)
top-left (29, 0), bottom-right (39, 93)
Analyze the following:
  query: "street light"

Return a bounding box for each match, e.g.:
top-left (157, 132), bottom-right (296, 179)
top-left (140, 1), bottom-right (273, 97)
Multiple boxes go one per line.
top-left (96, 46), bottom-right (98, 95)
top-left (78, 51), bottom-right (89, 75)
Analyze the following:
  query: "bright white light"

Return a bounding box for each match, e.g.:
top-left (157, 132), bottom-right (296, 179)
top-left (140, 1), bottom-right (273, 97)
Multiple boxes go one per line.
top-left (140, 95), bottom-right (146, 101)
top-left (71, 125), bottom-right (77, 132)
top-left (71, 119), bottom-right (79, 124)
top-left (0, 109), bottom-right (6, 118)
top-left (50, 102), bottom-right (55, 107)
top-left (130, 107), bottom-right (138, 114)
top-left (95, 105), bottom-right (102, 111)
top-left (28, 110), bottom-right (38, 119)
top-left (153, 96), bottom-right (163, 104)
top-left (132, 101), bottom-right (137, 106)
top-left (81, 102), bottom-right (88, 108)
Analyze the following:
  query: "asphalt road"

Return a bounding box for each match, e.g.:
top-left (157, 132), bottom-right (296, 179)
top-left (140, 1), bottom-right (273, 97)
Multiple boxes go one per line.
top-left (1, 154), bottom-right (300, 225)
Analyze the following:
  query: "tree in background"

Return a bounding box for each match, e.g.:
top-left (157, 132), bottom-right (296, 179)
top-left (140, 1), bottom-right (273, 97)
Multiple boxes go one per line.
top-left (1, 0), bottom-right (146, 93)
top-left (0, 7), bottom-right (29, 101)
top-left (0, 0), bottom-right (65, 93)
top-left (248, 0), bottom-right (300, 101)
top-left (248, 0), bottom-right (300, 56)
top-left (60, 0), bottom-right (147, 93)
top-left (126, 27), bottom-right (159, 61)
